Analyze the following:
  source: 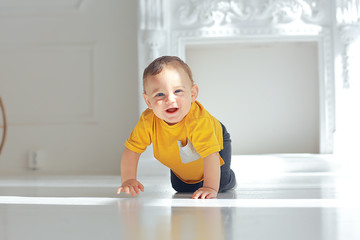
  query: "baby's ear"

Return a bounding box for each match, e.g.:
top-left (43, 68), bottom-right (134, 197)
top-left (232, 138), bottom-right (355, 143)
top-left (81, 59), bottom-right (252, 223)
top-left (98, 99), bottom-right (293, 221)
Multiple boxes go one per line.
top-left (143, 93), bottom-right (152, 109)
top-left (191, 84), bottom-right (199, 102)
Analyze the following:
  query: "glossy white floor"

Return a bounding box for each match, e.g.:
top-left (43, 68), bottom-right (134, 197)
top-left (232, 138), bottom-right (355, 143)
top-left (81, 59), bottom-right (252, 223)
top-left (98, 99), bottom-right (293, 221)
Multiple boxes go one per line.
top-left (0, 155), bottom-right (359, 240)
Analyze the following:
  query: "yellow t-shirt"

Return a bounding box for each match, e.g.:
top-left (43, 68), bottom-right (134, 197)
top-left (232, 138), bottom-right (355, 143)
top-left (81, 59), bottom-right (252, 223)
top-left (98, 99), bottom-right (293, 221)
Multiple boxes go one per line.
top-left (125, 101), bottom-right (224, 184)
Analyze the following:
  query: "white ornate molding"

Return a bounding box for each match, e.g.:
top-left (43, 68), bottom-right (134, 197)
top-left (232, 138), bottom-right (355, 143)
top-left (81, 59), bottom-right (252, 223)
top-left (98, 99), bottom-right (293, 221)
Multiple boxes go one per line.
top-left (336, 0), bottom-right (360, 25)
top-left (175, 0), bottom-right (325, 27)
top-left (141, 30), bottom-right (166, 62)
top-left (170, 26), bottom-right (324, 58)
top-left (336, 0), bottom-right (360, 88)
top-left (139, 0), bottom-right (168, 63)
top-left (339, 25), bottom-right (360, 88)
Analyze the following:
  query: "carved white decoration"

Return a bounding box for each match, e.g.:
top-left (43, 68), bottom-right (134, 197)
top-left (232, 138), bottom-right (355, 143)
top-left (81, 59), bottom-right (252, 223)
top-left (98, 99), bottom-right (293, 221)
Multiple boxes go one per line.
top-left (170, 26), bottom-right (323, 57)
top-left (340, 25), bottom-right (360, 88)
top-left (336, 0), bottom-right (360, 88)
top-left (142, 30), bottom-right (166, 62)
top-left (177, 0), bottom-right (324, 27)
top-left (139, 0), bottom-right (167, 63)
top-left (336, 0), bottom-right (360, 24)
top-left (139, 0), bottom-right (165, 30)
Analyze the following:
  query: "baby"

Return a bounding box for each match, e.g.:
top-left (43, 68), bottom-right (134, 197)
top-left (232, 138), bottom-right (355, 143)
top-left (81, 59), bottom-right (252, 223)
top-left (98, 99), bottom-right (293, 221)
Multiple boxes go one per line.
top-left (117, 56), bottom-right (236, 199)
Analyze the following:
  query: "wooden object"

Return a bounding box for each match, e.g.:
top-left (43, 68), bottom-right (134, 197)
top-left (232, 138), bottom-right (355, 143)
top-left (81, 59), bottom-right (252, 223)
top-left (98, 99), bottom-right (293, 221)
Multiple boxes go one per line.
top-left (0, 97), bottom-right (7, 156)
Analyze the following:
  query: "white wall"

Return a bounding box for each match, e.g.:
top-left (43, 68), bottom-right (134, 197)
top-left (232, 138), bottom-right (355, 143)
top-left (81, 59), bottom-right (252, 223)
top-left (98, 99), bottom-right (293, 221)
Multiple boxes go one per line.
top-left (0, 0), bottom-right (139, 174)
top-left (186, 42), bottom-right (320, 155)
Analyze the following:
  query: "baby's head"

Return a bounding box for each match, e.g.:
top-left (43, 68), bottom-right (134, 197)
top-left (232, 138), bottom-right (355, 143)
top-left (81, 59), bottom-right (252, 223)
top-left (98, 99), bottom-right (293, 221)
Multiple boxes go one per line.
top-left (143, 56), bottom-right (194, 92)
top-left (142, 56), bottom-right (199, 125)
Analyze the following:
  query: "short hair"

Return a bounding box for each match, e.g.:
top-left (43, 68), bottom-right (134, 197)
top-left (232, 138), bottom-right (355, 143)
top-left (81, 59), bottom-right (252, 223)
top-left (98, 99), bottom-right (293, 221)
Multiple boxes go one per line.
top-left (143, 56), bottom-right (194, 93)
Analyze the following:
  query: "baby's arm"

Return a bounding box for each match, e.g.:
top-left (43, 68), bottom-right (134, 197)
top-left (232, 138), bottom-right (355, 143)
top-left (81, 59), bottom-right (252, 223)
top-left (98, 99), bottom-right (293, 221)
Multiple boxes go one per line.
top-left (117, 147), bottom-right (144, 197)
top-left (192, 152), bottom-right (220, 199)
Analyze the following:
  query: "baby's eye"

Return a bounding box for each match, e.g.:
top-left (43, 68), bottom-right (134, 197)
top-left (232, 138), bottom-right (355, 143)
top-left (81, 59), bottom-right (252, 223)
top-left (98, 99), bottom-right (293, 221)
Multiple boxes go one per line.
top-left (174, 90), bottom-right (183, 94)
top-left (155, 93), bottom-right (165, 97)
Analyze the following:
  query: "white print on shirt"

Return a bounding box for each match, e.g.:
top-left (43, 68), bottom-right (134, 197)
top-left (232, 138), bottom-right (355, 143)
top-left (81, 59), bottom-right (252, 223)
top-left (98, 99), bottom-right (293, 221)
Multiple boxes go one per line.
top-left (177, 139), bottom-right (201, 164)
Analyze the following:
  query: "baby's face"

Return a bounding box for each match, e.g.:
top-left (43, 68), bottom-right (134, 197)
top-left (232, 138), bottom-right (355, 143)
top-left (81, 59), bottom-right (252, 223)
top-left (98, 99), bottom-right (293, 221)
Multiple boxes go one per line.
top-left (143, 66), bottom-right (198, 125)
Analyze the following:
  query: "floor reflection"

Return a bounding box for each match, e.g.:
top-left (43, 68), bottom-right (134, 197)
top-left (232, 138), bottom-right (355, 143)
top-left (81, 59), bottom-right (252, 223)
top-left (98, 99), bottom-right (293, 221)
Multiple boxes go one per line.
top-left (171, 207), bottom-right (228, 240)
top-left (116, 195), bottom-right (343, 240)
top-left (117, 198), bottom-right (229, 240)
top-left (0, 172), bottom-right (359, 240)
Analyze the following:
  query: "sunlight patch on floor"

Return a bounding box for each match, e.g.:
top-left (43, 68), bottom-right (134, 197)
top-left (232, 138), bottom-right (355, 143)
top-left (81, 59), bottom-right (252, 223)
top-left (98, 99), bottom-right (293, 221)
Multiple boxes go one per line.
top-left (144, 198), bottom-right (360, 208)
top-left (0, 196), bottom-right (117, 206)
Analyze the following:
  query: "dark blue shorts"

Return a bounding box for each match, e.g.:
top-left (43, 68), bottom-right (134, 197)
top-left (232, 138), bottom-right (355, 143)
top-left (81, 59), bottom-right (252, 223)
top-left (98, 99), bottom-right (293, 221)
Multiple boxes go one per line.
top-left (170, 122), bottom-right (236, 193)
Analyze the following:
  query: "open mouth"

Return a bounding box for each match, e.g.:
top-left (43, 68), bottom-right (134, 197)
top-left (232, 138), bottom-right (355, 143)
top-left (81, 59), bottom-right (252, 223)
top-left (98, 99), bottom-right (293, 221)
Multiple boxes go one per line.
top-left (166, 108), bottom-right (179, 114)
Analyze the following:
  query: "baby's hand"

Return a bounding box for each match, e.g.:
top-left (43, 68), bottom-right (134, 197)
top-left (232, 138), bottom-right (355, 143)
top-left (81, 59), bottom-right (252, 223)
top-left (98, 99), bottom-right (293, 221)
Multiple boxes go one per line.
top-left (192, 187), bottom-right (218, 199)
top-left (117, 179), bottom-right (144, 197)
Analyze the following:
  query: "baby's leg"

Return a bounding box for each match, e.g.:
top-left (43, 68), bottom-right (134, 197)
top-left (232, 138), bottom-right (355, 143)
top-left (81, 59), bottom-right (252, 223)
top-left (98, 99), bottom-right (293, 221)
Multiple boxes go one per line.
top-left (219, 122), bottom-right (237, 192)
top-left (170, 170), bottom-right (203, 192)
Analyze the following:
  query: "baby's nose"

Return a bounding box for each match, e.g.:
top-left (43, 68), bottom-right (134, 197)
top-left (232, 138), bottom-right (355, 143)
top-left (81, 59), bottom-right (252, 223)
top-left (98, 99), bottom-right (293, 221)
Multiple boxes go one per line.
top-left (166, 93), bottom-right (176, 103)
